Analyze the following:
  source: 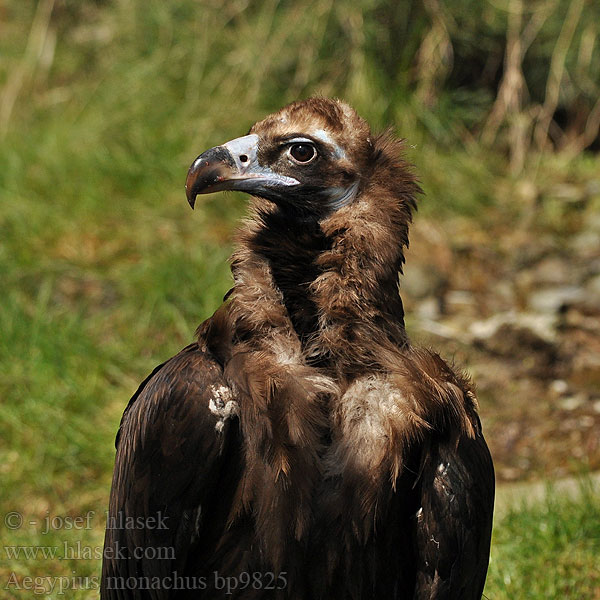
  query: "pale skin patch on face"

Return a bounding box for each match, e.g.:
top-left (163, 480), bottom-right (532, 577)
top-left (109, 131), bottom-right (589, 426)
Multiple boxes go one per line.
top-left (324, 180), bottom-right (359, 209)
top-left (310, 128), bottom-right (346, 159)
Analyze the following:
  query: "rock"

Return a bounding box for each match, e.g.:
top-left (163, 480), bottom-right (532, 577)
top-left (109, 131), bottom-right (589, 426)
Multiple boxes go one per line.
top-left (470, 311), bottom-right (557, 343)
top-left (490, 279), bottom-right (514, 307)
top-left (445, 290), bottom-right (477, 317)
top-left (414, 296), bottom-right (441, 321)
top-left (514, 258), bottom-right (580, 306)
top-left (402, 263), bottom-right (447, 300)
top-left (584, 274), bottom-right (600, 307)
top-left (528, 285), bottom-right (586, 314)
top-left (558, 394), bottom-right (586, 411)
top-left (570, 230), bottom-right (600, 258)
top-left (470, 312), bottom-right (561, 378)
top-left (550, 379), bottom-right (569, 396)
top-left (530, 256), bottom-right (575, 286)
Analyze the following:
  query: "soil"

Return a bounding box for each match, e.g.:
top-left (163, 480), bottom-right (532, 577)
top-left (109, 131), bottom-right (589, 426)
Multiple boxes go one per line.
top-left (402, 196), bottom-right (600, 483)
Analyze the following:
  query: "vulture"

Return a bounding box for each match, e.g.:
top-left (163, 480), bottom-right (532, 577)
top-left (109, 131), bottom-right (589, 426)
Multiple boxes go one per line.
top-left (101, 97), bottom-right (494, 599)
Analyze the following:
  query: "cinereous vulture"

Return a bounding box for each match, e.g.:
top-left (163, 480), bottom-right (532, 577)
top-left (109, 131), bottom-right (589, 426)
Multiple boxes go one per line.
top-left (101, 97), bottom-right (494, 600)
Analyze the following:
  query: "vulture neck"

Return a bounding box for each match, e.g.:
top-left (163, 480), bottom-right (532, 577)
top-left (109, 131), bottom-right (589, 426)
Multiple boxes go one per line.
top-left (231, 184), bottom-right (412, 376)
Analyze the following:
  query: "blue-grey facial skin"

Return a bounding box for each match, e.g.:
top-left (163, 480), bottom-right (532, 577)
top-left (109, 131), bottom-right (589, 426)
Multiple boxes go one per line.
top-left (186, 132), bottom-right (360, 218)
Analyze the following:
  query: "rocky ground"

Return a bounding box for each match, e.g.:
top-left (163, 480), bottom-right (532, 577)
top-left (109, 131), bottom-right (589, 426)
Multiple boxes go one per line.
top-left (402, 187), bottom-right (600, 483)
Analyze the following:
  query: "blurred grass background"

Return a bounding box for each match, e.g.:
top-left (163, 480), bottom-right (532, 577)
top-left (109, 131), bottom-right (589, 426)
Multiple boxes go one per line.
top-left (1, 0), bottom-right (599, 597)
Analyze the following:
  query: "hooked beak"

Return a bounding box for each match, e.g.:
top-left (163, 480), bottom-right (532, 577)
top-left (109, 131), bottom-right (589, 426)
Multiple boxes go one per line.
top-left (185, 134), bottom-right (299, 208)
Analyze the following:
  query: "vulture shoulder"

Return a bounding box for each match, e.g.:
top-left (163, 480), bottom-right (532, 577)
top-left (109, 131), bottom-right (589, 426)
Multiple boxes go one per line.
top-left (101, 341), bottom-right (240, 599)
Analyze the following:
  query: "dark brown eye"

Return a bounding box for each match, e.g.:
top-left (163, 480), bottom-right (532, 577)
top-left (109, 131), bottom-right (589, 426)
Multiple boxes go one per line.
top-left (289, 143), bottom-right (316, 163)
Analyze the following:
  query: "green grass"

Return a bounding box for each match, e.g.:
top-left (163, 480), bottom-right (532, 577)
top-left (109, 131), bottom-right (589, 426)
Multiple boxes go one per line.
top-left (1, 0), bottom-right (599, 597)
top-left (485, 482), bottom-right (600, 599)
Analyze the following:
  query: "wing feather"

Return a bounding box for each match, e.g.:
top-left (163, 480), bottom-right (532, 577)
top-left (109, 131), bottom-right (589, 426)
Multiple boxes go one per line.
top-left (101, 343), bottom-right (239, 600)
top-left (412, 425), bottom-right (495, 599)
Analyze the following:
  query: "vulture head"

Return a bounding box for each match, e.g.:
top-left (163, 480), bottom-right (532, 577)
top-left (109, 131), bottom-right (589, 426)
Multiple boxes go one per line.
top-left (186, 97), bottom-right (420, 366)
top-left (186, 97), bottom-right (409, 221)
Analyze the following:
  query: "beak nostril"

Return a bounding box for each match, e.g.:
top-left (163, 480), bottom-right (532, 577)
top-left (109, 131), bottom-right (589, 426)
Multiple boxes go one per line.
top-left (239, 154), bottom-right (248, 163)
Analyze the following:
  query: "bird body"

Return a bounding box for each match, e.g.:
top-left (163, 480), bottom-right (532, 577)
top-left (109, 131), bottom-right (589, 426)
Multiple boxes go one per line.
top-left (102, 98), bottom-right (494, 599)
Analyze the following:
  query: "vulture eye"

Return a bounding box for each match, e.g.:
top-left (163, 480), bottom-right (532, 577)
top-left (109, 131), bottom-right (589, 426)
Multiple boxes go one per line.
top-left (288, 143), bottom-right (316, 164)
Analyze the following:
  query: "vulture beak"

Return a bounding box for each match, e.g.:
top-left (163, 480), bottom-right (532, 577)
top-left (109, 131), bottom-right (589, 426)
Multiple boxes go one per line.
top-left (185, 134), bottom-right (300, 208)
